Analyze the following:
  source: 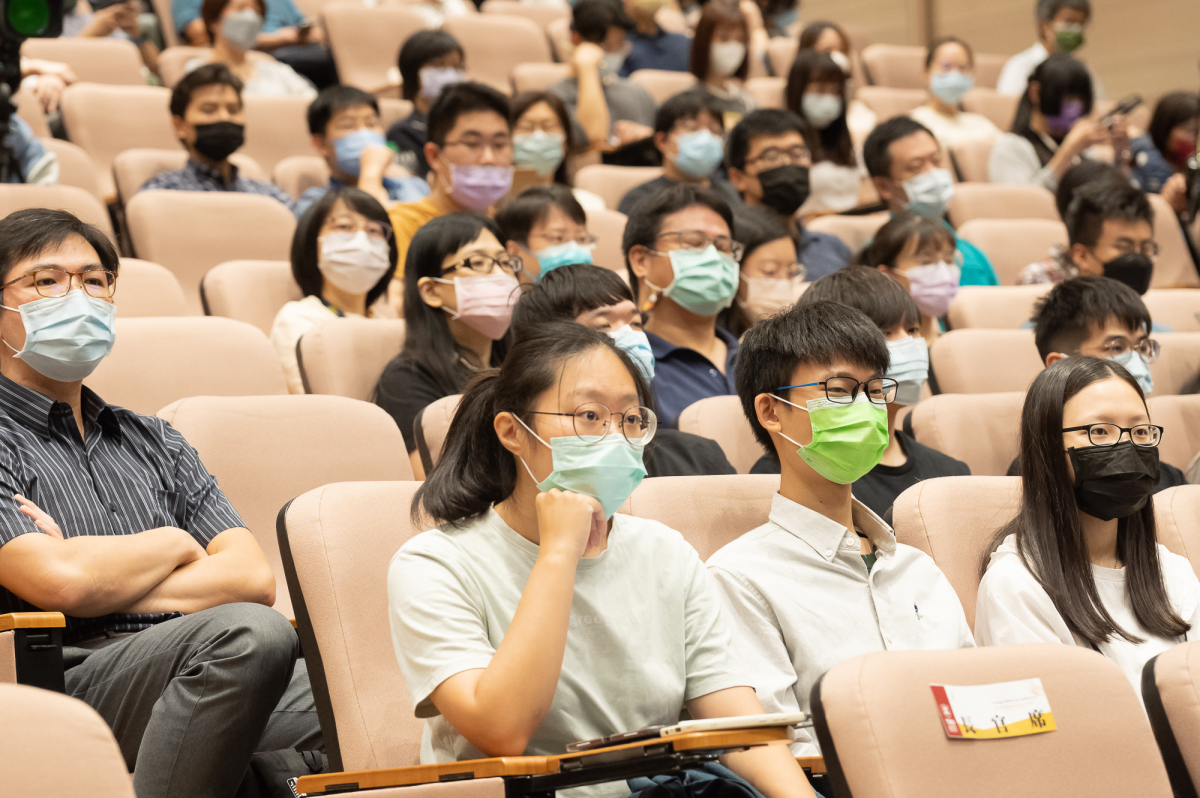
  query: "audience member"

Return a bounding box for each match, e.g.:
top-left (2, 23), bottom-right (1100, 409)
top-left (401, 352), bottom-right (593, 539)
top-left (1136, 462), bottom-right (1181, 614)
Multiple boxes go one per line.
top-left (1131, 91), bottom-right (1200, 197)
top-left (299, 86), bottom-right (429, 217)
top-left (688, 1), bottom-right (754, 119)
top-left (392, 320), bottom-right (814, 798)
top-left (784, 49), bottom-right (860, 214)
top-left (989, 54), bottom-right (1117, 191)
top-left (618, 0), bottom-right (692, 77)
top-left (388, 30), bottom-right (465, 180)
top-left (510, 264), bottom-right (737, 476)
top-left (996, 0), bottom-right (1100, 98)
top-left (759, 0), bottom-right (798, 37)
top-left (406, 0), bottom-right (471, 30)
top-left (185, 0), bottom-right (316, 98)
top-left (708, 300), bottom-right (973, 755)
top-left (140, 63), bottom-right (296, 211)
top-left (511, 91), bottom-right (606, 212)
top-left (270, 188), bottom-right (398, 393)
top-left (726, 109), bottom-right (853, 279)
top-left (497, 185), bottom-right (595, 284)
top-left (719, 206), bottom-right (800, 337)
top-left (797, 21), bottom-right (879, 138)
top-left (909, 36), bottom-right (1001, 147)
top-left (64, 0), bottom-right (158, 72)
top-left (0, 113), bottom-right (56, 185)
top-left (550, 0), bottom-right (656, 147)
top-left (618, 92), bottom-right (739, 215)
top-left (0, 208), bottom-right (320, 797)
top-left (375, 214), bottom-right (515, 477)
top-left (387, 82), bottom-right (512, 282)
top-left (976, 355), bottom-right (1197, 690)
top-left (623, 183), bottom-right (739, 426)
top-left (865, 115), bottom-right (999, 285)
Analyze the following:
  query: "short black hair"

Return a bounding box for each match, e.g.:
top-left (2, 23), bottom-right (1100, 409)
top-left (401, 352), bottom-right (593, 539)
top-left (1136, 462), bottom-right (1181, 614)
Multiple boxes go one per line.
top-left (1149, 91), bottom-right (1200, 160)
top-left (1035, 0), bottom-right (1090, 23)
top-left (621, 183), bottom-right (735, 295)
top-left (797, 265), bottom-right (921, 331)
top-left (494, 184), bottom-right (586, 246)
top-left (511, 264), bottom-right (633, 335)
top-left (307, 85), bottom-right (379, 136)
top-left (863, 116), bottom-right (934, 179)
top-left (925, 35), bottom-right (974, 68)
top-left (291, 188), bottom-right (397, 310)
top-left (571, 0), bottom-right (632, 43)
top-left (732, 206), bottom-right (790, 259)
top-left (1054, 159), bottom-right (1125, 220)
top-left (0, 208), bottom-right (119, 289)
top-left (856, 211), bottom-right (955, 270)
top-left (427, 81), bottom-right (511, 148)
top-left (736, 300), bottom-right (890, 457)
top-left (1031, 275), bottom-right (1152, 360)
top-left (654, 91), bottom-right (723, 137)
top-left (1064, 179), bottom-right (1154, 249)
top-left (1013, 54), bottom-right (1093, 136)
top-left (170, 62), bottom-right (243, 118)
top-left (726, 108), bottom-right (808, 171)
top-left (399, 30), bottom-right (464, 103)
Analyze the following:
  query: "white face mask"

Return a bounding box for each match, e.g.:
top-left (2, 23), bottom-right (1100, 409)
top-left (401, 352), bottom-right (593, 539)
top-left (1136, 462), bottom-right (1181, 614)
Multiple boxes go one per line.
top-left (737, 275), bottom-right (803, 322)
top-left (710, 41), bottom-right (747, 77)
top-left (317, 231), bottom-right (391, 295)
top-left (801, 93), bottom-right (843, 129)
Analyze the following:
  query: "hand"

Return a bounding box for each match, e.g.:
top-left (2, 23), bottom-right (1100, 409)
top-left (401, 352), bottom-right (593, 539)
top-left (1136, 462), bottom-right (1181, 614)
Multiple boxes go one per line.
top-left (571, 42), bottom-right (605, 76)
top-left (613, 120), bottom-right (653, 145)
top-left (1060, 117), bottom-right (1108, 158)
top-left (30, 73), bottom-right (66, 114)
top-left (84, 4), bottom-right (124, 37)
top-left (534, 489), bottom-right (606, 561)
top-left (1163, 172), bottom-right (1188, 214)
top-left (1106, 114), bottom-right (1131, 165)
top-left (359, 144), bottom-right (393, 177)
top-left (14, 494), bottom-right (62, 539)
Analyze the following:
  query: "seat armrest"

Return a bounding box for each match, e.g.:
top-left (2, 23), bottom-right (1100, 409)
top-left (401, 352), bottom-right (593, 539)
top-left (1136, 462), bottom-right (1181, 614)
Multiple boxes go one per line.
top-left (0, 612), bottom-right (66, 631)
top-left (0, 613), bottom-right (66, 692)
top-left (297, 757), bottom-right (556, 794)
top-left (796, 756), bottom-right (825, 774)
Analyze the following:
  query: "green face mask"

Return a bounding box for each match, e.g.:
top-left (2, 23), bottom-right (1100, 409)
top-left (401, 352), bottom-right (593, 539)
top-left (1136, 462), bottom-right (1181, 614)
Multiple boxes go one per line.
top-left (774, 393), bottom-right (889, 484)
top-left (1054, 23), bottom-right (1084, 52)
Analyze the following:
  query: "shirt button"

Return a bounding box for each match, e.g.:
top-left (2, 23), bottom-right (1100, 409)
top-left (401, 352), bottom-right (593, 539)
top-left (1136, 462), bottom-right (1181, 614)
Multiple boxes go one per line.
top-left (824, 549), bottom-right (833, 557)
top-left (709, 368), bottom-right (717, 376)
top-left (109, 503), bottom-right (118, 513)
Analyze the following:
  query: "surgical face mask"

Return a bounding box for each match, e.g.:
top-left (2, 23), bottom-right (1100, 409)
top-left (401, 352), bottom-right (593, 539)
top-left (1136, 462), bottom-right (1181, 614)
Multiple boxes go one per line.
top-left (738, 275), bottom-right (799, 322)
top-left (191, 121), bottom-right (244, 162)
top-left (599, 52), bottom-right (625, 79)
top-left (1111, 349), bottom-right (1154, 396)
top-left (901, 167), bottom-right (955, 219)
top-left (710, 41), bottom-right (746, 77)
top-left (222, 8), bottom-right (263, 50)
top-left (434, 272), bottom-right (519, 340)
top-left (608, 324), bottom-right (655, 384)
top-left (1053, 22), bottom-right (1085, 53)
top-left (829, 50), bottom-right (851, 75)
top-left (515, 416), bottom-right (647, 519)
top-left (318, 231), bottom-right (391, 295)
top-left (448, 164), bottom-right (513, 213)
top-left (2, 289), bottom-right (116, 382)
top-left (513, 131), bottom-right (566, 177)
top-left (774, 392), bottom-right (889, 484)
top-left (419, 66), bottom-right (465, 101)
top-left (333, 129), bottom-right (387, 178)
top-left (1068, 441), bottom-right (1158, 521)
top-left (929, 70), bottom-right (974, 106)
top-left (1101, 252), bottom-right (1153, 296)
top-left (905, 261), bottom-right (960, 318)
top-left (757, 164), bottom-right (810, 216)
top-left (1045, 100), bottom-right (1085, 137)
top-left (645, 245), bottom-right (739, 317)
top-left (673, 129), bottom-right (725, 179)
top-left (885, 336), bottom-right (929, 406)
top-left (1168, 136), bottom-right (1197, 166)
top-left (801, 93), bottom-right (842, 130)
top-left (534, 240), bottom-right (593, 280)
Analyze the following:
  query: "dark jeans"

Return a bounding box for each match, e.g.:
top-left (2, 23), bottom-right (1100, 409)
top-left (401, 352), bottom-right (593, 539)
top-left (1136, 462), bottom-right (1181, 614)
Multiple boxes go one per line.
top-left (271, 43), bottom-right (339, 89)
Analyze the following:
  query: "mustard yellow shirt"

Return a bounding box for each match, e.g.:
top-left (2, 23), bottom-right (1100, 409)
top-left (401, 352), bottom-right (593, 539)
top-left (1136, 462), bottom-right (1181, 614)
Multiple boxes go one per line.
top-left (389, 195), bottom-right (451, 279)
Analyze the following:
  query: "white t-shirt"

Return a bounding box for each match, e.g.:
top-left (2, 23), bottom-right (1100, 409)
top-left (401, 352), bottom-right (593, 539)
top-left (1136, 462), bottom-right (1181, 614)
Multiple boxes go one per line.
top-left (976, 533), bottom-right (1200, 692)
top-left (996, 41), bottom-right (1106, 99)
top-left (388, 508), bottom-right (744, 782)
top-left (909, 105), bottom-right (1000, 149)
top-left (184, 54), bottom-right (317, 99)
top-left (801, 160), bottom-right (862, 215)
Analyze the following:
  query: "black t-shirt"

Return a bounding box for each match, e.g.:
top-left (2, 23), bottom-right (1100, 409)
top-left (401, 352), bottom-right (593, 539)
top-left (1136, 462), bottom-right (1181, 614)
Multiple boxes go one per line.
top-left (1006, 454), bottom-right (1189, 493)
top-left (749, 430), bottom-right (972, 518)
top-left (386, 110), bottom-right (430, 180)
top-left (644, 428), bottom-right (736, 477)
top-left (374, 355), bottom-right (463, 453)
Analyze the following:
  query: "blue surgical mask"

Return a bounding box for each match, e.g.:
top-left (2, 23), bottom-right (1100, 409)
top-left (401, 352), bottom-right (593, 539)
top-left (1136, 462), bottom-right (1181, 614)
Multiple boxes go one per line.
top-left (673, 130), bottom-right (725, 179)
top-left (533, 241), bottom-right (593, 281)
top-left (333, 129), bottom-right (388, 177)
top-left (929, 70), bottom-right (974, 106)
top-left (1111, 350), bottom-right (1154, 396)
top-left (645, 245), bottom-right (739, 317)
top-left (885, 336), bottom-right (929, 405)
top-left (2, 289), bottom-right (116, 382)
top-left (513, 131), bottom-right (566, 177)
top-left (901, 168), bottom-right (955, 219)
top-left (608, 325), bottom-right (655, 384)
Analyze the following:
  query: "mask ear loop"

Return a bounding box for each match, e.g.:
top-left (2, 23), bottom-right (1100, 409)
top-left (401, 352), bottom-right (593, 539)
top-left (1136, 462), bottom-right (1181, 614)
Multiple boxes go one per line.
top-left (511, 413), bottom-right (551, 484)
top-left (770, 394), bottom-right (809, 452)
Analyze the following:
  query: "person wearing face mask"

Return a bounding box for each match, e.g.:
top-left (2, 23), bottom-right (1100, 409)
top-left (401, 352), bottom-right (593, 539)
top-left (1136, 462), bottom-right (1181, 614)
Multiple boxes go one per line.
top-left (509, 91), bottom-right (606, 212)
top-left (784, 50), bottom-right (862, 215)
top-left (270, 189), bottom-right (398, 393)
top-left (909, 36), bottom-right (1001, 148)
top-left (617, 93), bottom-right (741, 216)
top-left (688, 1), bottom-right (755, 119)
top-left (65, 0), bottom-right (159, 72)
top-left (0, 207), bottom-right (323, 798)
top-left (797, 21), bottom-right (882, 148)
top-left (996, 0), bottom-right (1104, 99)
top-left (618, 0), bottom-right (691, 77)
top-left (708, 301), bottom-right (974, 757)
top-left (375, 214), bottom-right (516, 478)
top-left (497, 185), bottom-right (597, 285)
top-left (719, 207), bottom-right (802, 337)
top-left (1130, 92), bottom-right (1200, 199)
top-left (727, 109), bottom-right (853, 279)
top-left (184, 0), bottom-right (316, 98)
top-left (387, 30), bottom-right (466, 181)
top-left (976, 356), bottom-right (1198, 692)
top-left (140, 63), bottom-right (297, 211)
top-left (864, 115), bottom-right (999, 286)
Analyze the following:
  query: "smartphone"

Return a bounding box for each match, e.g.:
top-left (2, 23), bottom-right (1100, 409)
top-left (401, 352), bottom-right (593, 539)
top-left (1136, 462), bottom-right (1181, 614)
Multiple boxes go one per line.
top-left (1100, 94), bottom-right (1142, 124)
top-left (565, 713), bottom-right (808, 754)
top-left (565, 726), bottom-right (668, 753)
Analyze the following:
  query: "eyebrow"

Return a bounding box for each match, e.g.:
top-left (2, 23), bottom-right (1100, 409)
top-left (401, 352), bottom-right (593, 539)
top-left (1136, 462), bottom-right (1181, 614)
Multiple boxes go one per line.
top-left (18, 260), bottom-right (103, 277)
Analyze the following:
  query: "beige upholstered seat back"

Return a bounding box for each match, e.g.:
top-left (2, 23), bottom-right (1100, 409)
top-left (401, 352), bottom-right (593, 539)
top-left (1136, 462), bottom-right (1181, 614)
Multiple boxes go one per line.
top-left (114, 258), bottom-right (190, 318)
top-left (156, 46), bottom-right (210, 87)
top-left (511, 62), bottom-right (572, 94)
top-left (676, 395), bottom-right (764, 475)
top-left (743, 76), bottom-right (785, 109)
top-left (586, 208), bottom-right (629, 275)
top-left (1148, 193), bottom-right (1200, 288)
top-left (855, 86), bottom-right (926, 120)
top-left (953, 218), bottom-right (1068, 286)
top-left (628, 69), bottom-right (699, 104)
top-left (947, 285), bottom-right (1051, 328)
top-left (414, 393), bottom-right (462, 473)
top-left (1145, 641), bottom-right (1200, 797)
top-left (1146, 289), bottom-right (1200, 333)
top-left (273, 155), bottom-right (331, 202)
top-left (0, 184), bottom-right (114, 238)
top-left (930, 329), bottom-right (1042, 394)
top-left (806, 211), bottom-right (889, 253)
top-left (860, 43), bottom-right (925, 88)
top-left (480, 0), bottom-right (570, 30)
top-left (297, 317), bottom-right (406, 400)
top-left (947, 136), bottom-right (994, 183)
top-left (242, 95), bottom-right (318, 176)
top-left (908, 392), bottom-right (1024, 477)
top-left (444, 15), bottom-right (552, 94)
top-left (325, 4), bottom-right (425, 95)
top-left (43, 139), bottom-right (105, 201)
top-left (1152, 333), bottom-right (1200, 396)
top-left (201, 260), bottom-right (302, 334)
top-left (113, 148), bottom-right (267, 204)
top-left (1154, 486), bottom-right (1200, 582)
top-left (1147, 396), bottom-right (1200, 471)
top-left (22, 38), bottom-right (144, 85)
top-left (574, 165), bottom-right (663, 211)
top-left (947, 182), bottom-right (1058, 227)
top-left (961, 88), bottom-right (1019, 130)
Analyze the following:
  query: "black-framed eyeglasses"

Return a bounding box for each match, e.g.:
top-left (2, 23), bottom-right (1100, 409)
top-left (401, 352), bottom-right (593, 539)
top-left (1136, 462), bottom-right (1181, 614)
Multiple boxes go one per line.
top-left (1099, 337), bottom-right (1160, 363)
top-left (777, 377), bottom-right (899, 406)
top-left (652, 230), bottom-right (745, 262)
top-left (1062, 423), bottom-right (1163, 448)
top-left (440, 255), bottom-right (523, 277)
top-left (525, 403), bottom-right (657, 446)
top-left (745, 145), bottom-right (812, 169)
top-left (322, 217), bottom-right (393, 242)
top-left (0, 268), bottom-right (118, 299)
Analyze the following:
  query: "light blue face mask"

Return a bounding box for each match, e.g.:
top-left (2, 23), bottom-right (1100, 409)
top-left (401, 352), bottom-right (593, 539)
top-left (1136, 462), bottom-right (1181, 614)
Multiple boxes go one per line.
top-left (885, 336), bottom-right (929, 406)
top-left (2, 289), bottom-right (116, 382)
top-left (901, 167), bottom-right (955, 219)
top-left (514, 416), bottom-right (647, 519)
top-left (929, 70), bottom-right (974, 106)
top-left (334, 129), bottom-right (388, 177)
top-left (532, 241), bottom-right (593, 281)
top-left (608, 324), bottom-right (655, 384)
top-left (1112, 350), bottom-right (1154, 395)
top-left (646, 245), bottom-right (739, 317)
top-left (673, 130), bottom-right (725, 179)
top-left (513, 131), bottom-right (566, 177)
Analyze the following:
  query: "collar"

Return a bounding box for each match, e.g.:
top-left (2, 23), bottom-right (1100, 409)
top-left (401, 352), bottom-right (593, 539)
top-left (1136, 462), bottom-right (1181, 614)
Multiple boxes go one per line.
top-left (0, 372), bottom-right (119, 441)
top-left (646, 324), bottom-right (738, 360)
top-left (186, 157), bottom-right (239, 186)
top-left (767, 492), bottom-right (896, 563)
top-left (629, 25), bottom-right (666, 40)
top-left (317, 296), bottom-right (346, 317)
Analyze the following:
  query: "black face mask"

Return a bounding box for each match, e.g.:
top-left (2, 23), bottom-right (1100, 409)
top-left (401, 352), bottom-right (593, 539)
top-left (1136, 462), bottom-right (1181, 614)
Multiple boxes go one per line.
top-left (190, 121), bottom-right (245, 162)
top-left (756, 165), bottom-right (810, 217)
top-left (1101, 252), bottom-right (1154, 295)
top-left (1068, 441), bottom-right (1160, 521)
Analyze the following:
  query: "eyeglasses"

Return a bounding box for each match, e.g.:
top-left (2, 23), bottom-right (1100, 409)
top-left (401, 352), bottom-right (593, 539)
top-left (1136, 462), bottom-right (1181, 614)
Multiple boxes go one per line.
top-left (442, 135), bottom-right (512, 157)
top-left (1062, 423), bottom-right (1163, 448)
top-left (777, 377), bottom-right (899, 406)
top-left (532, 233), bottom-right (598, 248)
top-left (323, 217), bottom-right (392, 241)
top-left (747, 260), bottom-right (806, 280)
top-left (745, 145), bottom-right (812, 169)
top-left (0, 268), bottom-right (117, 299)
top-left (526, 403), bottom-right (657, 447)
top-left (1099, 337), bottom-right (1160, 363)
top-left (1106, 241), bottom-right (1160, 259)
top-left (440, 254), bottom-right (523, 277)
top-left (653, 230), bottom-right (744, 262)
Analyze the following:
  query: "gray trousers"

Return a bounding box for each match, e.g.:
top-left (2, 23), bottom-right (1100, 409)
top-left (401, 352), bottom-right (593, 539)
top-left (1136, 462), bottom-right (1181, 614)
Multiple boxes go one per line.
top-left (64, 602), bottom-right (323, 798)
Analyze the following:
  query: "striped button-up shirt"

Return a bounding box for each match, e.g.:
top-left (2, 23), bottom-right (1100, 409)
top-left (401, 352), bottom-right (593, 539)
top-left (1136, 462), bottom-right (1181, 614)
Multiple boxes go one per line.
top-left (0, 374), bottom-right (245, 644)
top-left (139, 157), bottom-right (297, 214)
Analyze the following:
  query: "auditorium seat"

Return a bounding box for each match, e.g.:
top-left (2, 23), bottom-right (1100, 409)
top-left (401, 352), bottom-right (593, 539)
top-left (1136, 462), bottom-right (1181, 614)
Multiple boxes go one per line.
top-left (765, 36), bottom-right (796, 77)
top-left (0, 185), bottom-right (114, 239)
top-left (296, 317), bottom-right (406, 399)
top-left (201, 259), bottom-right (301, 334)
top-left (1152, 333), bottom-right (1200, 396)
top-left (676, 395), bottom-right (763, 474)
top-left (1147, 193), bottom-right (1200, 288)
top-left (16, 89), bottom-right (50, 138)
top-left (325, 3), bottom-right (425, 95)
top-left (42, 139), bottom-right (105, 202)
top-left (155, 46), bottom-right (209, 87)
top-left (546, 15), bottom-right (573, 62)
top-left (947, 136), bottom-right (994, 183)
top-left (1148, 396), bottom-right (1200, 471)
top-left (860, 43), bottom-right (924, 88)
top-left (946, 285), bottom-right (1050, 328)
top-left (953, 218), bottom-right (1067, 285)
top-left (855, 86), bottom-right (926, 121)
top-left (948, 182), bottom-right (1058, 227)
top-left (378, 98), bottom-right (415, 131)
top-left (573, 165), bottom-right (662, 211)
top-left (125, 190), bottom-right (296, 314)
top-left (480, 0), bottom-right (570, 30)
top-left (413, 393), bottom-right (462, 474)
top-left (930, 329), bottom-right (1042, 394)
top-left (1153, 486), bottom-right (1200, 582)
top-left (444, 15), bottom-right (553, 95)
top-left (113, 148), bottom-right (268, 205)
top-left (962, 87), bottom-right (1019, 130)
top-left (157, 395), bottom-right (412, 619)
top-left (1146, 289), bottom-right (1200, 333)
top-left (743, 76), bottom-right (785, 109)
top-left (86, 317), bottom-right (286, 414)
top-left (115, 258), bottom-right (190, 317)
top-left (511, 62), bottom-right (571, 94)
top-left (1144, 640), bottom-right (1200, 798)
top-left (806, 211), bottom-right (890, 253)
top-left (908, 392), bottom-right (1024, 476)
top-left (812, 645), bottom-right (1172, 797)
top-left (628, 69), bottom-right (699, 104)
top-left (973, 53), bottom-right (1008, 90)
top-left (21, 38), bottom-right (144, 85)
top-left (585, 207), bottom-right (628, 274)
top-left (242, 95), bottom-right (317, 176)
top-left (273, 155), bottom-right (331, 201)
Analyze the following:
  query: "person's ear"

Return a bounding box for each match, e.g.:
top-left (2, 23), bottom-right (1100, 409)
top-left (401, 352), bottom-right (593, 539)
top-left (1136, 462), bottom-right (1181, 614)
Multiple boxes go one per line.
top-left (654, 131), bottom-right (670, 155)
top-left (570, 31), bottom-right (582, 46)
top-left (424, 141), bottom-right (443, 177)
top-left (1045, 351), bottom-right (1067, 367)
top-left (871, 175), bottom-right (893, 203)
top-left (494, 410), bottom-right (528, 457)
top-left (312, 133), bottom-right (333, 159)
top-left (1070, 243), bottom-right (1103, 276)
top-left (754, 393), bottom-right (784, 437)
top-left (628, 244), bottom-right (653, 282)
top-left (171, 115), bottom-right (191, 142)
top-left (505, 239), bottom-right (525, 260)
top-left (417, 276), bottom-right (445, 309)
top-left (1028, 80), bottom-right (1041, 107)
top-left (728, 166), bottom-right (749, 194)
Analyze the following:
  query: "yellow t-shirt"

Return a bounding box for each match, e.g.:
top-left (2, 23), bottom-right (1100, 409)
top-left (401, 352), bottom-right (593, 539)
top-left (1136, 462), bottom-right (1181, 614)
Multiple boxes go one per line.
top-left (389, 195), bottom-right (450, 279)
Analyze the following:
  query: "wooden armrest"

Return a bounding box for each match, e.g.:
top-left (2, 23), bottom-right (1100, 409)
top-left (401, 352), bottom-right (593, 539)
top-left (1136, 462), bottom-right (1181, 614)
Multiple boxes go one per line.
top-left (289, 619), bottom-right (297, 629)
top-left (796, 756), bottom-right (825, 775)
top-left (0, 612), bottom-right (65, 632)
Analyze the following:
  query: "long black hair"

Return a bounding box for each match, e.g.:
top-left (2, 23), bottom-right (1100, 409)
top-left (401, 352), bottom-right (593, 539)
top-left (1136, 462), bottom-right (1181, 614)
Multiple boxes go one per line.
top-left (985, 355), bottom-right (1189, 647)
top-left (291, 187), bottom-right (398, 309)
top-left (785, 49), bottom-right (855, 167)
top-left (413, 321), bottom-right (650, 528)
top-left (511, 91), bottom-right (578, 186)
top-left (1012, 54), bottom-right (1094, 166)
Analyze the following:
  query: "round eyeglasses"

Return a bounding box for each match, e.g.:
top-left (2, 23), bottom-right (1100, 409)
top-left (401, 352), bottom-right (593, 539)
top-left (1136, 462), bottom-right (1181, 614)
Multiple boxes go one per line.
top-left (0, 268), bottom-right (117, 299)
top-left (525, 403), bottom-right (657, 447)
top-left (777, 377), bottom-right (899, 406)
top-left (1099, 338), bottom-right (1160, 364)
top-left (1062, 423), bottom-right (1163, 448)
top-left (440, 255), bottom-right (523, 277)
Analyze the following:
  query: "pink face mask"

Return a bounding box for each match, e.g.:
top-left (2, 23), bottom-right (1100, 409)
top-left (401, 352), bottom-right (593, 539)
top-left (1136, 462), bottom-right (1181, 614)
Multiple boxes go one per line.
top-left (435, 272), bottom-right (520, 340)
top-left (905, 261), bottom-right (960, 318)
